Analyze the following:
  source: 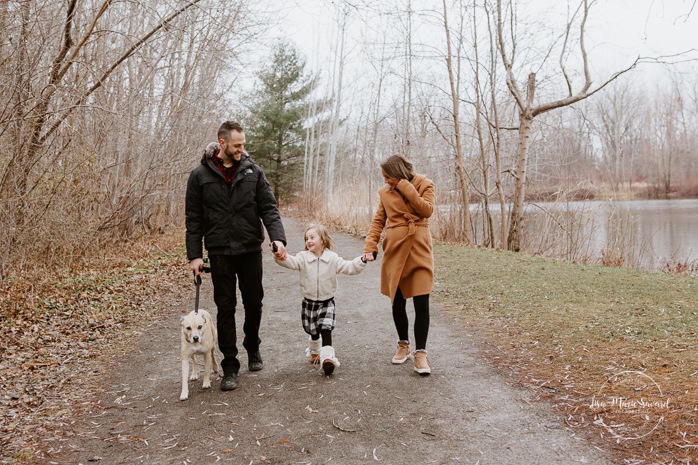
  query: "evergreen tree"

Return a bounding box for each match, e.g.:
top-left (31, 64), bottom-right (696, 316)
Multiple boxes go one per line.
top-left (246, 42), bottom-right (317, 204)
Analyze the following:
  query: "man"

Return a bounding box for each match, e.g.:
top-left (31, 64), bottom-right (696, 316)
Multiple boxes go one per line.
top-left (186, 120), bottom-right (287, 391)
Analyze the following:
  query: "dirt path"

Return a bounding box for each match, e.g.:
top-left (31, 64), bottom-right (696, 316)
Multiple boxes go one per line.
top-left (52, 217), bottom-right (611, 464)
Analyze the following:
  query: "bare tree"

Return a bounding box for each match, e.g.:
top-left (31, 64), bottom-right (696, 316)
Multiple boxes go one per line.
top-left (325, 1), bottom-right (350, 204)
top-left (589, 81), bottom-right (640, 192)
top-left (0, 0), bottom-right (260, 276)
top-left (495, 0), bottom-right (639, 251)
top-left (440, 0), bottom-right (472, 244)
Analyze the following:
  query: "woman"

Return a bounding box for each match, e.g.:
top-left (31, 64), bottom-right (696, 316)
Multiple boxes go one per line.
top-left (362, 155), bottom-right (435, 375)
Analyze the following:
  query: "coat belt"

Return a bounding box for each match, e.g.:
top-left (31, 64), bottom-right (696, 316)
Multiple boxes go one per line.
top-left (387, 216), bottom-right (428, 236)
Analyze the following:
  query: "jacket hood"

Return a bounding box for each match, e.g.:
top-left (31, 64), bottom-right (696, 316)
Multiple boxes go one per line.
top-left (200, 142), bottom-right (251, 164)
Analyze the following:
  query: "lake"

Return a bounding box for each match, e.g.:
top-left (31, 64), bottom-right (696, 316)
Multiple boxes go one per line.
top-left (589, 199), bottom-right (698, 269)
top-left (469, 198), bottom-right (698, 271)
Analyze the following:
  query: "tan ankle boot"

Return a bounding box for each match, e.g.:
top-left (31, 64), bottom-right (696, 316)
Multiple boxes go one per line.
top-left (392, 340), bottom-right (411, 364)
top-left (413, 350), bottom-right (431, 375)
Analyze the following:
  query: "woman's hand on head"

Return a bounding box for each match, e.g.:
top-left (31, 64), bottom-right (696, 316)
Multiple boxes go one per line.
top-left (394, 178), bottom-right (408, 191)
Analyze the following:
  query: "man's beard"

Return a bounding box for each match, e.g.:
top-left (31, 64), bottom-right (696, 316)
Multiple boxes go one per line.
top-left (224, 147), bottom-right (239, 160)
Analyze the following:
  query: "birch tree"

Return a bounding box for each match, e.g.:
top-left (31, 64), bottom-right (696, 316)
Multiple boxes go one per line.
top-left (495, 0), bottom-right (638, 251)
top-left (325, 1), bottom-right (349, 204)
top-left (440, 0), bottom-right (472, 244)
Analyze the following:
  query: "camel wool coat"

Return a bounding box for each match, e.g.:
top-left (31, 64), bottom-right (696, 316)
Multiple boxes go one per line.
top-left (363, 174), bottom-right (435, 302)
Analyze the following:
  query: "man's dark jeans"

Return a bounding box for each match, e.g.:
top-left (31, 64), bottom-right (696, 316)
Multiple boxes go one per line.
top-left (209, 251), bottom-right (263, 375)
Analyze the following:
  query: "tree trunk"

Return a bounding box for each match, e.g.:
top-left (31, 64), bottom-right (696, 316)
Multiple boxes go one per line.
top-left (442, 0), bottom-right (471, 244)
top-left (326, 3), bottom-right (348, 205)
top-left (507, 109), bottom-right (533, 251)
top-left (495, 0), bottom-right (638, 251)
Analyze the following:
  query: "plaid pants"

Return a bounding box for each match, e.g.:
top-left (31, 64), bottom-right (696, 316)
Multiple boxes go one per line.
top-left (302, 297), bottom-right (336, 337)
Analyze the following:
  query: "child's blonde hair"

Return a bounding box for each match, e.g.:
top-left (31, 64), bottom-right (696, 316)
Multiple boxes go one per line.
top-left (304, 224), bottom-right (334, 251)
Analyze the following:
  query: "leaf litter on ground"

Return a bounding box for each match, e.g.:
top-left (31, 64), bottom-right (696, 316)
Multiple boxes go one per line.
top-left (0, 231), bottom-right (192, 464)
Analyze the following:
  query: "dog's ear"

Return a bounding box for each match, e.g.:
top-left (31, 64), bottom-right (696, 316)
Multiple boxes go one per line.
top-left (201, 313), bottom-right (207, 324)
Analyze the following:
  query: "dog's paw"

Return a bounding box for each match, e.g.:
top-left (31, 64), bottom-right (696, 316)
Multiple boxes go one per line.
top-left (180, 392), bottom-right (189, 401)
top-left (202, 380), bottom-right (211, 389)
top-left (189, 373), bottom-right (199, 381)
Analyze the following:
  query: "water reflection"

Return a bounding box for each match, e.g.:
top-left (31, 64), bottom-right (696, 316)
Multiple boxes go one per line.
top-left (470, 199), bottom-right (698, 270)
top-left (606, 199), bottom-right (697, 269)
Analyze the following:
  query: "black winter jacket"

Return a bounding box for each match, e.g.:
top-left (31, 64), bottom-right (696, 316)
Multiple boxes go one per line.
top-left (185, 145), bottom-right (286, 260)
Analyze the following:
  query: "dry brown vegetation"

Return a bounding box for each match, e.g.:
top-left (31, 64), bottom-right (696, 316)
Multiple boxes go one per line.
top-left (0, 231), bottom-right (191, 463)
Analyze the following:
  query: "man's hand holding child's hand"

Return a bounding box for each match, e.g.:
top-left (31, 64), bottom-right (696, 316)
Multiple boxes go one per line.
top-left (271, 241), bottom-right (287, 260)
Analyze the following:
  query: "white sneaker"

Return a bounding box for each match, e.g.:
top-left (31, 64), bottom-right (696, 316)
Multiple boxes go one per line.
top-left (319, 346), bottom-right (340, 375)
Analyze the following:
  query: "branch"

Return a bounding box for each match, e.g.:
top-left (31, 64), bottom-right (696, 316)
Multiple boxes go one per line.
top-left (39, 0), bottom-right (203, 146)
top-left (532, 0), bottom-right (638, 117)
top-left (425, 108), bottom-right (454, 147)
top-left (559, 0), bottom-right (585, 96)
top-left (43, 0), bottom-right (78, 100)
top-left (533, 56), bottom-right (640, 116)
top-left (54, 0), bottom-right (113, 85)
top-left (578, 0), bottom-right (594, 94)
top-left (496, 0), bottom-right (525, 111)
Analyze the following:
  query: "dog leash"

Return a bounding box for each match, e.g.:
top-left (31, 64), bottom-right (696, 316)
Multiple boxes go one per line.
top-left (194, 264), bottom-right (211, 315)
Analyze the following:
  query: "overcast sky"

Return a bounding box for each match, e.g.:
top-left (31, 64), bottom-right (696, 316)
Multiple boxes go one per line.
top-left (266, 0), bottom-right (698, 86)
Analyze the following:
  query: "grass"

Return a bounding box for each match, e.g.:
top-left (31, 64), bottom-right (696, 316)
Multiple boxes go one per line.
top-left (433, 244), bottom-right (698, 464)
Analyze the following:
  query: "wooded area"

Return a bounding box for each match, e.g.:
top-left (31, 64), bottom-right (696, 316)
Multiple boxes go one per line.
top-left (1, 0), bottom-right (696, 279)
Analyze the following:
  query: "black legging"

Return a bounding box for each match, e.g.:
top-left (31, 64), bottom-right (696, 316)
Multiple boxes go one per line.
top-left (392, 287), bottom-right (430, 350)
top-left (310, 329), bottom-right (333, 347)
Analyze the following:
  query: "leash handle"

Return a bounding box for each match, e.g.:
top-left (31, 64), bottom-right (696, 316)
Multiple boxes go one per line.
top-left (194, 276), bottom-right (201, 314)
top-left (272, 242), bottom-right (278, 253)
top-left (193, 259), bottom-right (210, 314)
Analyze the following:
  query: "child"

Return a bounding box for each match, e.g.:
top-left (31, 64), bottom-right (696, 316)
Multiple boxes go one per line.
top-left (274, 224), bottom-right (367, 375)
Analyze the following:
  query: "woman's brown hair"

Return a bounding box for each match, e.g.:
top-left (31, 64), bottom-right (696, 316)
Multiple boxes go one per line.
top-left (380, 155), bottom-right (415, 180)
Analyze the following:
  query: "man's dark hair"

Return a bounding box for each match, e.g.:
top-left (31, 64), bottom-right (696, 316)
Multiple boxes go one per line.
top-left (218, 120), bottom-right (244, 141)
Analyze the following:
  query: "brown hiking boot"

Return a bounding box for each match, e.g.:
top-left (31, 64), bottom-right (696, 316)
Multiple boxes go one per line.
top-left (413, 350), bottom-right (431, 375)
top-left (392, 340), bottom-right (411, 364)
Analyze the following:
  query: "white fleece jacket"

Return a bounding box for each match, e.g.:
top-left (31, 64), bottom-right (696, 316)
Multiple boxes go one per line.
top-left (275, 249), bottom-right (366, 301)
